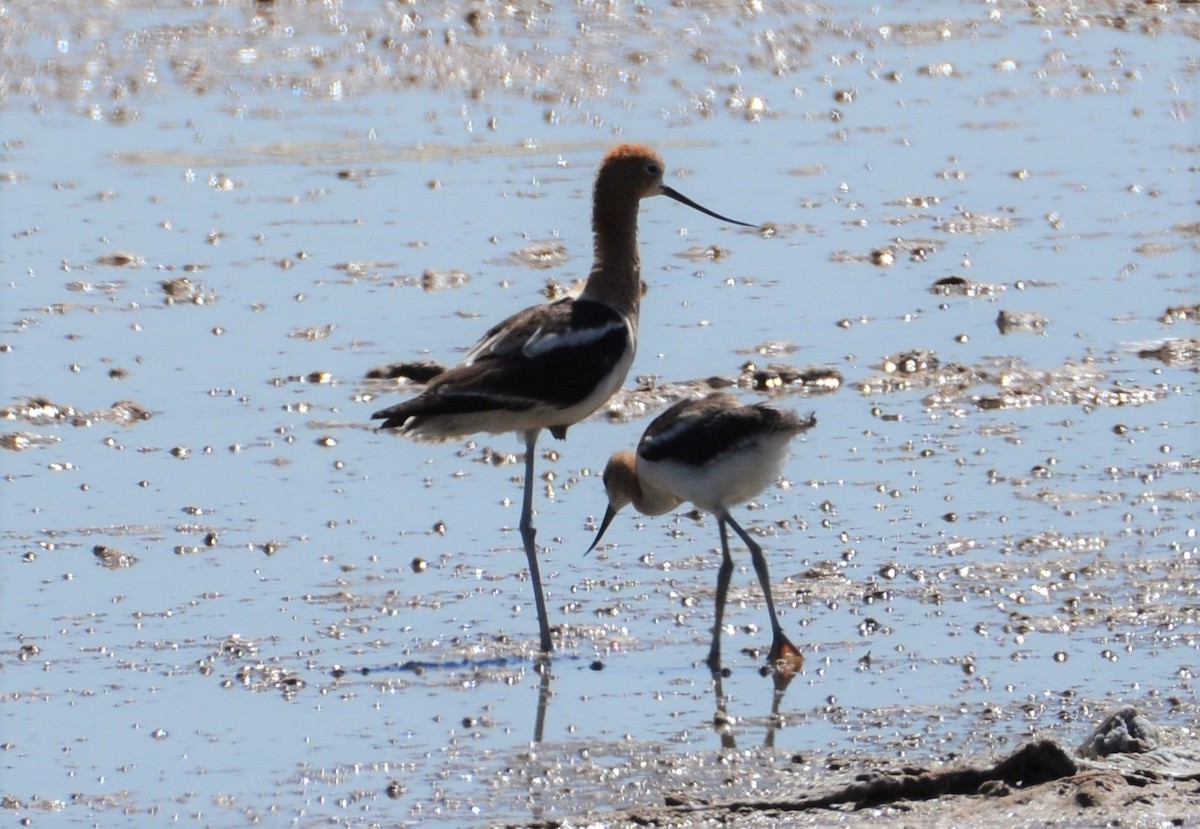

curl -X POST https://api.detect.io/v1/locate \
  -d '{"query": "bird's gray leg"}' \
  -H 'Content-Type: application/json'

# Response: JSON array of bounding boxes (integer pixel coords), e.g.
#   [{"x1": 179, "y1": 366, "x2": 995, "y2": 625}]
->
[
  {"x1": 726, "y1": 515, "x2": 784, "y2": 641},
  {"x1": 707, "y1": 518, "x2": 736, "y2": 671},
  {"x1": 520, "y1": 428, "x2": 553, "y2": 653}
]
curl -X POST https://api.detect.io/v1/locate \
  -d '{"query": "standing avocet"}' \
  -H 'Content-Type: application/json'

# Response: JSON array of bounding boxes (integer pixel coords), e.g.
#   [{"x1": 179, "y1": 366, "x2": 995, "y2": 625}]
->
[
  {"x1": 372, "y1": 146, "x2": 756, "y2": 654},
  {"x1": 587, "y1": 393, "x2": 814, "y2": 672}
]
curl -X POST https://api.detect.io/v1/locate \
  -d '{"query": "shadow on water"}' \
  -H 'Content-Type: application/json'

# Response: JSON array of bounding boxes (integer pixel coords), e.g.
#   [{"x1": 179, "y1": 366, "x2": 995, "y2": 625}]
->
[
  {"x1": 345, "y1": 649, "x2": 797, "y2": 748},
  {"x1": 333, "y1": 653, "x2": 559, "y2": 743}
]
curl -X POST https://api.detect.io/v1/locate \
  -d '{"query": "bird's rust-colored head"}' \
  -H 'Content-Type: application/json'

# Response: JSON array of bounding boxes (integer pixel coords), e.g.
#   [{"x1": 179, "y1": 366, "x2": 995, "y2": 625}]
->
[
  {"x1": 594, "y1": 144, "x2": 757, "y2": 227},
  {"x1": 584, "y1": 450, "x2": 639, "y2": 555}
]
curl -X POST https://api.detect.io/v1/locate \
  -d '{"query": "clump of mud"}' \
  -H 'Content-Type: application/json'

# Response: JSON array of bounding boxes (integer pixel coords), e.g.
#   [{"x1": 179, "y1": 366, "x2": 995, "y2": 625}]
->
[
  {"x1": 160, "y1": 277, "x2": 215, "y2": 306},
  {"x1": 855, "y1": 353, "x2": 1168, "y2": 411},
  {"x1": 1, "y1": 396, "x2": 152, "y2": 431},
  {"x1": 515, "y1": 708, "x2": 1200, "y2": 829}
]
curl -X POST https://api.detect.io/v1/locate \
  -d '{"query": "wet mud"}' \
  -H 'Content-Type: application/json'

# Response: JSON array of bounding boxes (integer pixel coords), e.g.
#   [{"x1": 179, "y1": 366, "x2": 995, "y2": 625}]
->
[
  {"x1": 2, "y1": 0, "x2": 1197, "y2": 827},
  {"x1": 520, "y1": 728, "x2": 1200, "y2": 829}
]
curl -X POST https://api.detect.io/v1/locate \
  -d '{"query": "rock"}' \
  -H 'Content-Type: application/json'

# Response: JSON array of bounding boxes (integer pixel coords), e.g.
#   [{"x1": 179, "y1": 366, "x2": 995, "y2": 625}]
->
[
  {"x1": 1078, "y1": 705, "x2": 1160, "y2": 759},
  {"x1": 996, "y1": 309, "x2": 1049, "y2": 334}
]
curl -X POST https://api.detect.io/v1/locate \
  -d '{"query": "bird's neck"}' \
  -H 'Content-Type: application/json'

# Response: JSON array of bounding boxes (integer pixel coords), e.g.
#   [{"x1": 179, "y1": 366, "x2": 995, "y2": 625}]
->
[
  {"x1": 630, "y1": 477, "x2": 682, "y2": 517},
  {"x1": 579, "y1": 199, "x2": 641, "y2": 322}
]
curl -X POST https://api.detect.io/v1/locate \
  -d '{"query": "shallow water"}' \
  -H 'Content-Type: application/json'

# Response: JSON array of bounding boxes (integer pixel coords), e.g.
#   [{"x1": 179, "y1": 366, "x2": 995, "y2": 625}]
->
[{"x1": 2, "y1": 1, "x2": 1197, "y2": 826}]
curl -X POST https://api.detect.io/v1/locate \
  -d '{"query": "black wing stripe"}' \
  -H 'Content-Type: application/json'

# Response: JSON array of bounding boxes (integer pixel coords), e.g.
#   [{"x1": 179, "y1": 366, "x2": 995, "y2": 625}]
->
[
  {"x1": 375, "y1": 298, "x2": 633, "y2": 425},
  {"x1": 640, "y1": 398, "x2": 788, "y2": 466}
]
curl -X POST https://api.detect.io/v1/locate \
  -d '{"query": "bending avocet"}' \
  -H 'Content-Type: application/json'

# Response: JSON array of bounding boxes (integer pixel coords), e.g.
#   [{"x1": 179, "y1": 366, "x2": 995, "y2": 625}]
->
[{"x1": 587, "y1": 393, "x2": 814, "y2": 671}]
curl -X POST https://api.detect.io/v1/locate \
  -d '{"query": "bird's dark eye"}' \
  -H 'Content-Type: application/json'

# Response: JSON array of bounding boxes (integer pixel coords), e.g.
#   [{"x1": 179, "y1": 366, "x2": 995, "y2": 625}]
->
[{"x1": 646, "y1": 162, "x2": 660, "y2": 176}]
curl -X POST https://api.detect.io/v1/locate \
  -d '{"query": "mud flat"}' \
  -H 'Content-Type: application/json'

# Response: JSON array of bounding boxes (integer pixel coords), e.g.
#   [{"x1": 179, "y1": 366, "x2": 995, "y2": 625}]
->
[{"x1": 2, "y1": 2, "x2": 1196, "y2": 826}]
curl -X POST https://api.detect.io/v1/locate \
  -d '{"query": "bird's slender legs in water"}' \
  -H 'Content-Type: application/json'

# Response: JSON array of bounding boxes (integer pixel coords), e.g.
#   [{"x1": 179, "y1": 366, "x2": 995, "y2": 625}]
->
[
  {"x1": 726, "y1": 516, "x2": 799, "y2": 664},
  {"x1": 519, "y1": 428, "x2": 553, "y2": 653},
  {"x1": 532, "y1": 655, "x2": 552, "y2": 743},
  {"x1": 706, "y1": 519, "x2": 737, "y2": 671},
  {"x1": 725, "y1": 517, "x2": 783, "y2": 643}
]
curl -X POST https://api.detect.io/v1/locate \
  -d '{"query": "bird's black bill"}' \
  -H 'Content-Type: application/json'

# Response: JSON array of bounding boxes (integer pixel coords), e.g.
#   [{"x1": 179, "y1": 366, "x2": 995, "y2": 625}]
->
[
  {"x1": 584, "y1": 505, "x2": 618, "y2": 556},
  {"x1": 661, "y1": 185, "x2": 758, "y2": 228}
]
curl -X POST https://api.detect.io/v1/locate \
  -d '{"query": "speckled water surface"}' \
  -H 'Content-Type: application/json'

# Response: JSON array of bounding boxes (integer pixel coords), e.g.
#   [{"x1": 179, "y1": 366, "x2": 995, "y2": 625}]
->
[{"x1": 2, "y1": 1, "x2": 1197, "y2": 826}]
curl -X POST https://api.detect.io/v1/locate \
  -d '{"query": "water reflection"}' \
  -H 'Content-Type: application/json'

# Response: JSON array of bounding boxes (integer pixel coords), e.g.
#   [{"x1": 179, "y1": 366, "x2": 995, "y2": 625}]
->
[
  {"x1": 331, "y1": 654, "x2": 557, "y2": 744},
  {"x1": 532, "y1": 656, "x2": 552, "y2": 744},
  {"x1": 711, "y1": 668, "x2": 794, "y2": 751}
]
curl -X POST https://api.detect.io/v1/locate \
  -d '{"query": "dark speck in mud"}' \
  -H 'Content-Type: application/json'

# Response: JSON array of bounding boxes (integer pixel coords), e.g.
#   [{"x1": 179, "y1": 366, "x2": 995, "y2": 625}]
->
[
  {"x1": 335, "y1": 168, "x2": 380, "y2": 181},
  {"x1": 931, "y1": 275, "x2": 1005, "y2": 298},
  {"x1": 464, "y1": 9, "x2": 485, "y2": 35},
  {"x1": 2, "y1": 396, "x2": 151, "y2": 428},
  {"x1": 218, "y1": 634, "x2": 257, "y2": 659},
  {"x1": 1159, "y1": 303, "x2": 1199, "y2": 324},
  {"x1": 160, "y1": 277, "x2": 215, "y2": 306},
  {"x1": 510, "y1": 241, "x2": 569, "y2": 270},
  {"x1": 235, "y1": 662, "x2": 305, "y2": 698},
  {"x1": 292, "y1": 326, "x2": 335, "y2": 343},
  {"x1": 110, "y1": 400, "x2": 152, "y2": 424},
  {"x1": 741, "y1": 363, "x2": 843, "y2": 394},
  {"x1": 420, "y1": 268, "x2": 470, "y2": 292},
  {"x1": 882, "y1": 350, "x2": 939, "y2": 375},
  {"x1": 93, "y1": 544, "x2": 137, "y2": 569},
  {"x1": 0, "y1": 432, "x2": 59, "y2": 451},
  {"x1": 96, "y1": 251, "x2": 144, "y2": 268},
  {"x1": 678, "y1": 244, "x2": 731, "y2": 263},
  {"x1": 997, "y1": 309, "x2": 1049, "y2": 335},
  {"x1": 541, "y1": 277, "x2": 584, "y2": 301},
  {"x1": 364, "y1": 360, "x2": 446, "y2": 384},
  {"x1": 3, "y1": 396, "x2": 70, "y2": 423},
  {"x1": 1137, "y1": 338, "x2": 1200, "y2": 367}
]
